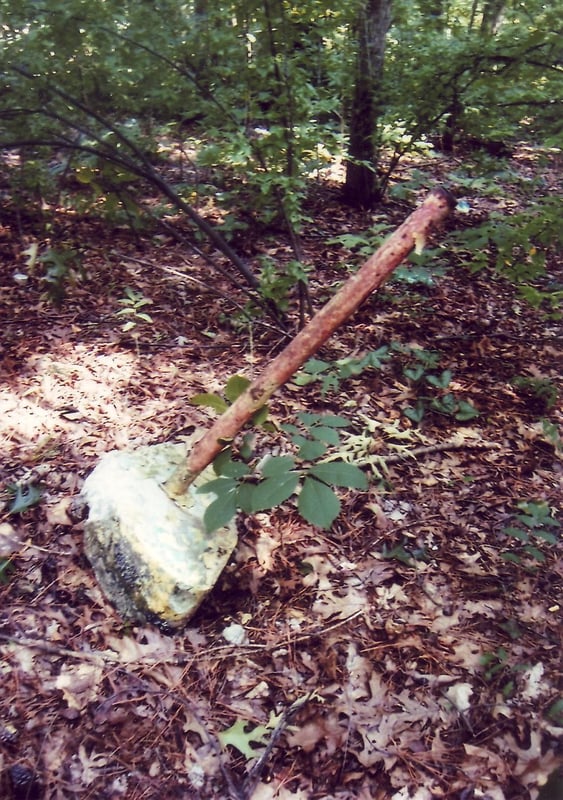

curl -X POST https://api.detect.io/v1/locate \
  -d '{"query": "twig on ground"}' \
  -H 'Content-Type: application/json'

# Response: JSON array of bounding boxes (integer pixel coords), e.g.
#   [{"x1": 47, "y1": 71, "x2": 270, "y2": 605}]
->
[
  {"x1": 238, "y1": 690, "x2": 320, "y2": 799},
  {"x1": 382, "y1": 439, "x2": 501, "y2": 464}
]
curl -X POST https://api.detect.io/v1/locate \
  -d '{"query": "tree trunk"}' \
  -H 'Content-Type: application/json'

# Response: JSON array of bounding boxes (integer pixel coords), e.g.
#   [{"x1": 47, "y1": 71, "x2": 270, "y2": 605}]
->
[
  {"x1": 343, "y1": 0, "x2": 392, "y2": 208},
  {"x1": 480, "y1": 0, "x2": 506, "y2": 36}
]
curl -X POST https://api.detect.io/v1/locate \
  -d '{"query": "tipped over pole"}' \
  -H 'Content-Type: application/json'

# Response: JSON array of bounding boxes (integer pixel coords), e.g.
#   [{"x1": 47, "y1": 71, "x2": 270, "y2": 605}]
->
[{"x1": 165, "y1": 187, "x2": 456, "y2": 497}]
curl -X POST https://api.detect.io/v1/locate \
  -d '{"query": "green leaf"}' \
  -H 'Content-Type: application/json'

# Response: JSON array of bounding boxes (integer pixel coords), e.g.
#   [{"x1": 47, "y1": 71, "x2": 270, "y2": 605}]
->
[
  {"x1": 523, "y1": 545, "x2": 545, "y2": 562},
  {"x1": 0, "y1": 559, "x2": 15, "y2": 586},
  {"x1": 308, "y1": 462, "x2": 368, "y2": 490},
  {"x1": 503, "y1": 526, "x2": 529, "y2": 542},
  {"x1": 8, "y1": 484, "x2": 42, "y2": 515},
  {"x1": 249, "y1": 473, "x2": 300, "y2": 512},
  {"x1": 455, "y1": 401, "x2": 480, "y2": 421},
  {"x1": 219, "y1": 460, "x2": 251, "y2": 479},
  {"x1": 296, "y1": 412, "x2": 324, "y2": 427},
  {"x1": 500, "y1": 552, "x2": 521, "y2": 564},
  {"x1": 203, "y1": 491, "x2": 238, "y2": 533},
  {"x1": 404, "y1": 365, "x2": 425, "y2": 382},
  {"x1": 293, "y1": 373, "x2": 317, "y2": 386},
  {"x1": 281, "y1": 423, "x2": 301, "y2": 437},
  {"x1": 426, "y1": 369, "x2": 452, "y2": 389},
  {"x1": 316, "y1": 415, "x2": 351, "y2": 428},
  {"x1": 239, "y1": 435, "x2": 255, "y2": 461},
  {"x1": 298, "y1": 478, "x2": 340, "y2": 529},
  {"x1": 225, "y1": 375, "x2": 251, "y2": 403},
  {"x1": 366, "y1": 346, "x2": 390, "y2": 368},
  {"x1": 381, "y1": 544, "x2": 414, "y2": 565},
  {"x1": 300, "y1": 358, "x2": 330, "y2": 375},
  {"x1": 533, "y1": 529, "x2": 558, "y2": 545},
  {"x1": 250, "y1": 405, "x2": 269, "y2": 427},
  {"x1": 404, "y1": 402, "x2": 425, "y2": 423},
  {"x1": 261, "y1": 456, "x2": 296, "y2": 477},
  {"x1": 433, "y1": 393, "x2": 457, "y2": 415},
  {"x1": 213, "y1": 448, "x2": 233, "y2": 474},
  {"x1": 218, "y1": 718, "x2": 268, "y2": 759},
  {"x1": 295, "y1": 438, "x2": 327, "y2": 460},
  {"x1": 309, "y1": 426, "x2": 341, "y2": 445},
  {"x1": 197, "y1": 477, "x2": 238, "y2": 495},
  {"x1": 190, "y1": 393, "x2": 229, "y2": 413},
  {"x1": 235, "y1": 482, "x2": 256, "y2": 514}
]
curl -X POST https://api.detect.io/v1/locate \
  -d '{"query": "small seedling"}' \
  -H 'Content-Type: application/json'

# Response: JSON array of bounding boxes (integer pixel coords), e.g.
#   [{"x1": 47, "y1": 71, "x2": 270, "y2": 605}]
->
[
  {"x1": 480, "y1": 646, "x2": 532, "y2": 698},
  {"x1": 540, "y1": 419, "x2": 563, "y2": 453},
  {"x1": 396, "y1": 346, "x2": 479, "y2": 423},
  {"x1": 115, "y1": 287, "x2": 154, "y2": 332},
  {"x1": 500, "y1": 500, "x2": 560, "y2": 567},
  {"x1": 294, "y1": 346, "x2": 390, "y2": 396},
  {"x1": 511, "y1": 375, "x2": 558, "y2": 412},
  {"x1": 38, "y1": 246, "x2": 83, "y2": 306},
  {"x1": 381, "y1": 542, "x2": 429, "y2": 566}
]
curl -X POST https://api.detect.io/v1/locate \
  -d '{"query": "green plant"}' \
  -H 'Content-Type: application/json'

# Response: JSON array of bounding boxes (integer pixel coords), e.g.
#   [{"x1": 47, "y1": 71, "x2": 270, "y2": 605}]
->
[
  {"x1": 500, "y1": 501, "x2": 560, "y2": 566},
  {"x1": 328, "y1": 221, "x2": 391, "y2": 259},
  {"x1": 7, "y1": 483, "x2": 42, "y2": 515},
  {"x1": 36, "y1": 246, "x2": 83, "y2": 306},
  {"x1": 518, "y1": 285, "x2": 563, "y2": 320},
  {"x1": 115, "y1": 287, "x2": 154, "y2": 332},
  {"x1": 392, "y1": 256, "x2": 445, "y2": 288},
  {"x1": 190, "y1": 374, "x2": 270, "y2": 431},
  {"x1": 256, "y1": 257, "x2": 311, "y2": 314},
  {"x1": 196, "y1": 410, "x2": 367, "y2": 533},
  {"x1": 511, "y1": 375, "x2": 559, "y2": 412},
  {"x1": 540, "y1": 419, "x2": 563, "y2": 454},
  {"x1": 396, "y1": 346, "x2": 479, "y2": 423},
  {"x1": 294, "y1": 346, "x2": 390, "y2": 396},
  {"x1": 448, "y1": 197, "x2": 562, "y2": 286},
  {"x1": 545, "y1": 698, "x2": 563, "y2": 727},
  {"x1": 381, "y1": 541, "x2": 430, "y2": 566},
  {"x1": 480, "y1": 646, "x2": 532, "y2": 698},
  {"x1": 0, "y1": 558, "x2": 15, "y2": 585}
]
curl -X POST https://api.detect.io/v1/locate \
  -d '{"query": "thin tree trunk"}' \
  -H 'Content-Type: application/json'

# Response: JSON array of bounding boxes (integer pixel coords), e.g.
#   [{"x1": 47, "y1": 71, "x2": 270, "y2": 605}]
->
[
  {"x1": 343, "y1": 0, "x2": 392, "y2": 208},
  {"x1": 480, "y1": 0, "x2": 506, "y2": 36}
]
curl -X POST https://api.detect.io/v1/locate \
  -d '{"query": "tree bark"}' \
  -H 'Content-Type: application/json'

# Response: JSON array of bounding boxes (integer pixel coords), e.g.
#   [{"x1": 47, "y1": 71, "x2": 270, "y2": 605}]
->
[
  {"x1": 480, "y1": 0, "x2": 506, "y2": 36},
  {"x1": 343, "y1": 0, "x2": 392, "y2": 208},
  {"x1": 165, "y1": 187, "x2": 456, "y2": 496}
]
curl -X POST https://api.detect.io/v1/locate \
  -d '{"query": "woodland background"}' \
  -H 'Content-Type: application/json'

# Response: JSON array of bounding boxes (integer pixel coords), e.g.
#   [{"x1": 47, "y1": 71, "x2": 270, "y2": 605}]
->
[{"x1": 0, "y1": 2, "x2": 562, "y2": 799}]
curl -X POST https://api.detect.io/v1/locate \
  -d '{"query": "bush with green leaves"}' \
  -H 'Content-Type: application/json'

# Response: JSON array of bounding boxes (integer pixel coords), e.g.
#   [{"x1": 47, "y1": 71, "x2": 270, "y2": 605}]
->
[
  {"x1": 198, "y1": 411, "x2": 367, "y2": 533},
  {"x1": 1, "y1": 0, "x2": 560, "y2": 323},
  {"x1": 190, "y1": 376, "x2": 368, "y2": 532},
  {"x1": 448, "y1": 196, "x2": 562, "y2": 290}
]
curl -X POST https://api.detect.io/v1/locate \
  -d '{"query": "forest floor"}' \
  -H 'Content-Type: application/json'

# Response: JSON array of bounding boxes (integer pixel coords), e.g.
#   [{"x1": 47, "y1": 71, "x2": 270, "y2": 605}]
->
[{"x1": 0, "y1": 145, "x2": 561, "y2": 800}]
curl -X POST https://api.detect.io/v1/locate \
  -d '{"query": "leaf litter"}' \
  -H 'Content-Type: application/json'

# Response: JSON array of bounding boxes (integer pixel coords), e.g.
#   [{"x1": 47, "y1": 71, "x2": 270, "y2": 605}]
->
[{"x1": 0, "y1": 148, "x2": 561, "y2": 799}]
